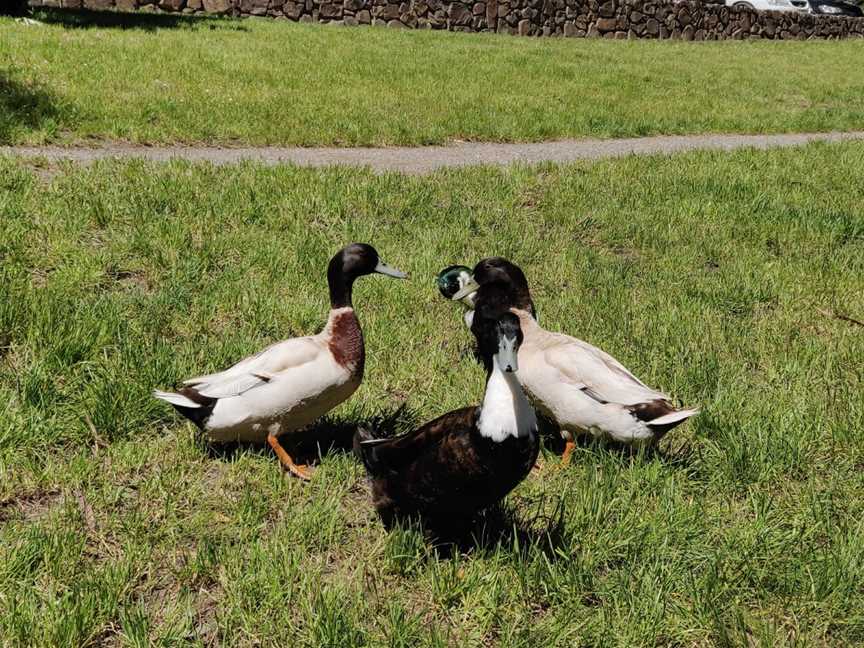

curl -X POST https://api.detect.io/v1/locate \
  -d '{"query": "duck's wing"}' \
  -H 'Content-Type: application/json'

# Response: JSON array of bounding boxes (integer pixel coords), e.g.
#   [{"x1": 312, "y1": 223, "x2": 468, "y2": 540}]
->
[
  {"x1": 356, "y1": 407, "x2": 478, "y2": 475},
  {"x1": 182, "y1": 336, "x2": 322, "y2": 399},
  {"x1": 543, "y1": 334, "x2": 669, "y2": 406}
]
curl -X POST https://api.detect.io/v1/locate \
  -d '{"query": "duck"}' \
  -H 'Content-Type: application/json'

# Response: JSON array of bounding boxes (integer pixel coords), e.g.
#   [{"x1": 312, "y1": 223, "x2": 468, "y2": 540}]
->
[
  {"x1": 437, "y1": 264, "x2": 539, "y2": 329},
  {"x1": 153, "y1": 243, "x2": 407, "y2": 480},
  {"x1": 354, "y1": 311, "x2": 539, "y2": 532},
  {"x1": 436, "y1": 265, "x2": 477, "y2": 328},
  {"x1": 451, "y1": 257, "x2": 698, "y2": 460}
]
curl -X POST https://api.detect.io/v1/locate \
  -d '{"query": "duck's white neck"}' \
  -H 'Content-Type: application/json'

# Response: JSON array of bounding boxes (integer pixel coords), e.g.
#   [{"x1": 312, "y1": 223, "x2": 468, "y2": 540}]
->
[{"x1": 477, "y1": 361, "x2": 537, "y2": 443}]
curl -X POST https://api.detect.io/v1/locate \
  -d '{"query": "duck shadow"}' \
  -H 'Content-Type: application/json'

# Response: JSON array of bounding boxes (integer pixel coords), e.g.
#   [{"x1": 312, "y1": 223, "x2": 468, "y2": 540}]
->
[
  {"x1": 466, "y1": 494, "x2": 568, "y2": 558},
  {"x1": 202, "y1": 403, "x2": 420, "y2": 466},
  {"x1": 650, "y1": 411, "x2": 724, "y2": 479},
  {"x1": 653, "y1": 440, "x2": 704, "y2": 477},
  {"x1": 384, "y1": 492, "x2": 569, "y2": 561},
  {"x1": 31, "y1": 7, "x2": 248, "y2": 31}
]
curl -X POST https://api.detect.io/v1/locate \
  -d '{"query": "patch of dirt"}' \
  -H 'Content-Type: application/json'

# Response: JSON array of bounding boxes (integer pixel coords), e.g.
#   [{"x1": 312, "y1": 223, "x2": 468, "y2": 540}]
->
[
  {"x1": 608, "y1": 245, "x2": 642, "y2": 261},
  {"x1": 84, "y1": 624, "x2": 122, "y2": 648},
  {"x1": 74, "y1": 489, "x2": 97, "y2": 534},
  {"x1": 104, "y1": 267, "x2": 152, "y2": 292},
  {"x1": 29, "y1": 266, "x2": 54, "y2": 288},
  {"x1": 192, "y1": 586, "x2": 221, "y2": 647},
  {"x1": 0, "y1": 489, "x2": 63, "y2": 523}
]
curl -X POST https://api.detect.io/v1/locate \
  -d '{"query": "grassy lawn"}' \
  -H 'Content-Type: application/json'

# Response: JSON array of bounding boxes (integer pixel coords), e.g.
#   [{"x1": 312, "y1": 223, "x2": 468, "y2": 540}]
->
[
  {"x1": 2, "y1": 10, "x2": 864, "y2": 146},
  {"x1": 1, "y1": 142, "x2": 863, "y2": 646}
]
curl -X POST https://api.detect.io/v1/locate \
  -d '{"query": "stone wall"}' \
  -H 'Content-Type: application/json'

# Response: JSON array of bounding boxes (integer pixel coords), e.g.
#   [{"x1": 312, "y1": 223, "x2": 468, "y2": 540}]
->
[{"x1": 31, "y1": 0, "x2": 864, "y2": 39}]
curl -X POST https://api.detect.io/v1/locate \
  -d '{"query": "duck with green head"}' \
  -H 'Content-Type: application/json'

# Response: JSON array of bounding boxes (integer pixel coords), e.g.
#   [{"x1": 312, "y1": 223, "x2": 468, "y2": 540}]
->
[{"x1": 436, "y1": 265, "x2": 477, "y2": 328}]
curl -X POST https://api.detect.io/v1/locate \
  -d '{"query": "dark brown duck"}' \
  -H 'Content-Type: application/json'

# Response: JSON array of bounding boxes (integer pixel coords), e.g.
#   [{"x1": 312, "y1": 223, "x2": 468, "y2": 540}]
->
[{"x1": 354, "y1": 312, "x2": 539, "y2": 531}]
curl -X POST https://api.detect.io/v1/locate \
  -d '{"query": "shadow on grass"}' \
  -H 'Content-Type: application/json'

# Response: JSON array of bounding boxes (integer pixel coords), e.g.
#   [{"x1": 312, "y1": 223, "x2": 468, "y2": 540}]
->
[
  {"x1": 464, "y1": 493, "x2": 568, "y2": 557},
  {"x1": 384, "y1": 493, "x2": 569, "y2": 561},
  {"x1": 0, "y1": 70, "x2": 60, "y2": 144},
  {"x1": 655, "y1": 439, "x2": 705, "y2": 477},
  {"x1": 31, "y1": 7, "x2": 248, "y2": 31},
  {"x1": 201, "y1": 403, "x2": 419, "y2": 465}
]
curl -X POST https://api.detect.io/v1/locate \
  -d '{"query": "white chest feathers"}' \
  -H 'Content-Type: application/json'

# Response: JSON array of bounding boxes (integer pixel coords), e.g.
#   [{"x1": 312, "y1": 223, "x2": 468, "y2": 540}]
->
[{"x1": 477, "y1": 365, "x2": 538, "y2": 443}]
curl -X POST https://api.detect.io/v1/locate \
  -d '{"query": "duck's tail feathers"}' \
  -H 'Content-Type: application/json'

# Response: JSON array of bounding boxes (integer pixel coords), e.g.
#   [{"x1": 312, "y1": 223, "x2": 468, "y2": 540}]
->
[
  {"x1": 646, "y1": 407, "x2": 699, "y2": 435},
  {"x1": 353, "y1": 426, "x2": 387, "y2": 475},
  {"x1": 153, "y1": 388, "x2": 216, "y2": 430},
  {"x1": 153, "y1": 390, "x2": 201, "y2": 408}
]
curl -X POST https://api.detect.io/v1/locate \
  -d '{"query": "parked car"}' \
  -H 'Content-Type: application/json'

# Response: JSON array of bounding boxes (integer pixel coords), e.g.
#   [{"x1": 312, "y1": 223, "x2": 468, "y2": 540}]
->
[
  {"x1": 808, "y1": 0, "x2": 864, "y2": 15},
  {"x1": 725, "y1": 0, "x2": 808, "y2": 12}
]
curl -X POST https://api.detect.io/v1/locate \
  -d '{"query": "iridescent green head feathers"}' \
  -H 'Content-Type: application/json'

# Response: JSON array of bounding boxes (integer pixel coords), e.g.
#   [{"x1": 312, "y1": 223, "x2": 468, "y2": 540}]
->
[{"x1": 436, "y1": 265, "x2": 475, "y2": 308}]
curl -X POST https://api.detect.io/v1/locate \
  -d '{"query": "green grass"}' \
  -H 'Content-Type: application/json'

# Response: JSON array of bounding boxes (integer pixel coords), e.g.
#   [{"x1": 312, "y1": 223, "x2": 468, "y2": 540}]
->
[
  {"x1": 2, "y1": 11, "x2": 864, "y2": 146},
  {"x1": 2, "y1": 142, "x2": 864, "y2": 646}
]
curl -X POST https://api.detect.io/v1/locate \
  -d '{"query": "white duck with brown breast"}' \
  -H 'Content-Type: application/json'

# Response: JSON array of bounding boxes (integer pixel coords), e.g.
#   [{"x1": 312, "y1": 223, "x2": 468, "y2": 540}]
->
[{"x1": 153, "y1": 243, "x2": 407, "y2": 479}]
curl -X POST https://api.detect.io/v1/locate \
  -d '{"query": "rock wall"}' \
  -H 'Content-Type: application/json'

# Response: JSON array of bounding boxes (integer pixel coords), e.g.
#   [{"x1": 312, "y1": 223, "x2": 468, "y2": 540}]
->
[{"x1": 31, "y1": 0, "x2": 864, "y2": 39}]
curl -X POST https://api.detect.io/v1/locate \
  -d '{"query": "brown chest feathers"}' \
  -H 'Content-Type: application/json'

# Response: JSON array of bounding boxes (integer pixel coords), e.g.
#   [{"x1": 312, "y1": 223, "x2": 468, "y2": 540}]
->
[{"x1": 328, "y1": 310, "x2": 365, "y2": 377}]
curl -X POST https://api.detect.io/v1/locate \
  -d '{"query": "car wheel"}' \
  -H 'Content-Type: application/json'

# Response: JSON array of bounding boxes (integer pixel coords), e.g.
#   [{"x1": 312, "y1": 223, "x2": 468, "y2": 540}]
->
[{"x1": 733, "y1": 1, "x2": 755, "y2": 8}]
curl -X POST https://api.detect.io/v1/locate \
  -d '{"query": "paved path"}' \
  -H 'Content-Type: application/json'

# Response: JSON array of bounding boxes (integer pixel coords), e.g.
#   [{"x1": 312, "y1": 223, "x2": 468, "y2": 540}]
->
[{"x1": 4, "y1": 131, "x2": 863, "y2": 173}]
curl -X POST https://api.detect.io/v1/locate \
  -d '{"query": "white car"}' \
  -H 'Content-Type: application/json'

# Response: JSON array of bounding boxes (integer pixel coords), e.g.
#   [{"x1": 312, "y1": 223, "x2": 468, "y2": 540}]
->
[{"x1": 725, "y1": 0, "x2": 809, "y2": 12}]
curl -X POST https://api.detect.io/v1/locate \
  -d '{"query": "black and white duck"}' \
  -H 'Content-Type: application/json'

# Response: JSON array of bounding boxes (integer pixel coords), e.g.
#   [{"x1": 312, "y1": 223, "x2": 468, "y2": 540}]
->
[
  {"x1": 354, "y1": 311, "x2": 539, "y2": 531},
  {"x1": 451, "y1": 257, "x2": 698, "y2": 460},
  {"x1": 154, "y1": 243, "x2": 407, "y2": 480}
]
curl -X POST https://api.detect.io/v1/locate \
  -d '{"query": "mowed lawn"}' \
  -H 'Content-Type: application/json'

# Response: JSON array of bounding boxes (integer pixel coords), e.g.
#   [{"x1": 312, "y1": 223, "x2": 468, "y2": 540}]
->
[
  {"x1": 2, "y1": 142, "x2": 864, "y2": 646},
  {"x1": 2, "y1": 10, "x2": 864, "y2": 146}
]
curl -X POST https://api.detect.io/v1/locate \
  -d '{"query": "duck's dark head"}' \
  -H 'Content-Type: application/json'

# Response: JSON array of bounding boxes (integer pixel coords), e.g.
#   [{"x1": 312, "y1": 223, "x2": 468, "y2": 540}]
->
[
  {"x1": 475, "y1": 311, "x2": 524, "y2": 374},
  {"x1": 435, "y1": 265, "x2": 475, "y2": 307},
  {"x1": 328, "y1": 243, "x2": 407, "y2": 309},
  {"x1": 452, "y1": 257, "x2": 535, "y2": 316}
]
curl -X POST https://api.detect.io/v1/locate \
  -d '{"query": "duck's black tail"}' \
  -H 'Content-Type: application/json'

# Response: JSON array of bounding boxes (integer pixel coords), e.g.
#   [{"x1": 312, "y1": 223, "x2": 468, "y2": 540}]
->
[
  {"x1": 354, "y1": 426, "x2": 390, "y2": 476},
  {"x1": 645, "y1": 407, "x2": 699, "y2": 436},
  {"x1": 629, "y1": 399, "x2": 699, "y2": 438},
  {"x1": 153, "y1": 388, "x2": 216, "y2": 431}
]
